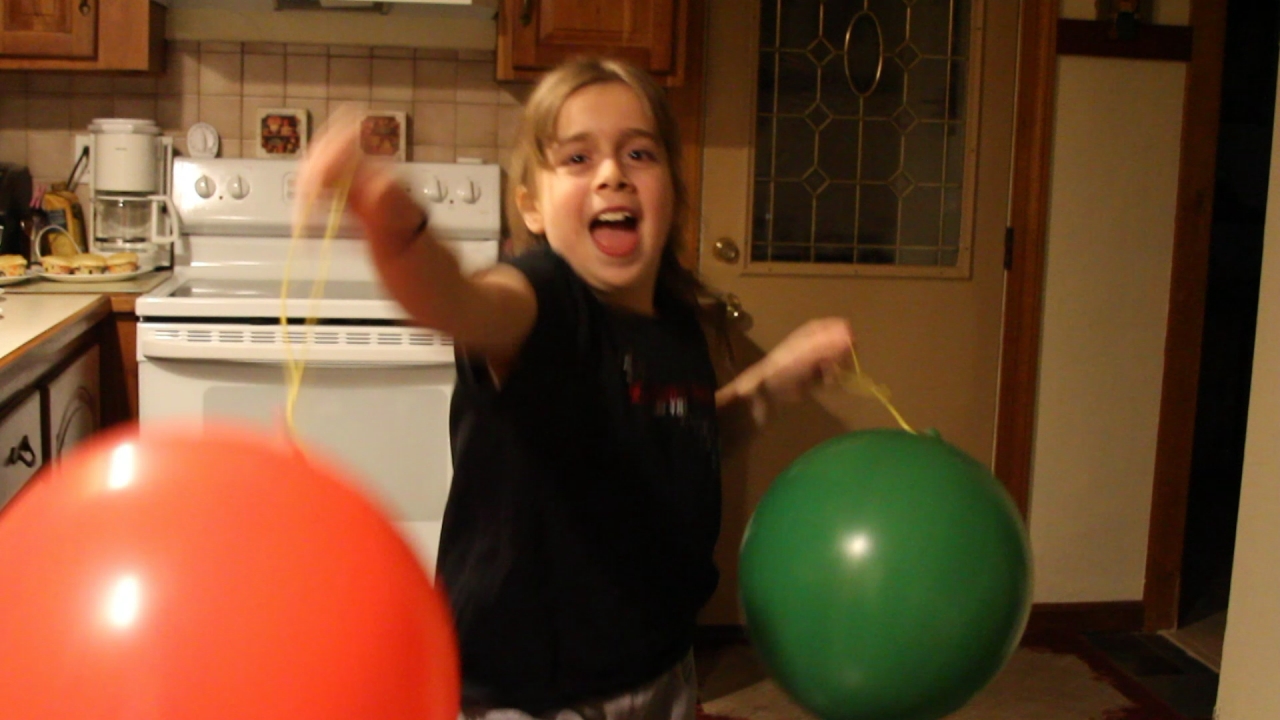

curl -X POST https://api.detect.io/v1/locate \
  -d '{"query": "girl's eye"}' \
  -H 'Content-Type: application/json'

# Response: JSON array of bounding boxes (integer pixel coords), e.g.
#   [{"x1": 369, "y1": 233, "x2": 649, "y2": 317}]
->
[
  {"x1": 628, "y1": 148, "x2": 658, "y2": 161},
  {"x1": 567, "y1": 153, "x2": 588, "y2": 165}
]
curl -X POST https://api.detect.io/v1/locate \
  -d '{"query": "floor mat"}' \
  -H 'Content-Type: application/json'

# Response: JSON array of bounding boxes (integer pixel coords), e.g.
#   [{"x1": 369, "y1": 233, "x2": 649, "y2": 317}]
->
[{"x1": 696, "y1": 633, "x2": 1191, "y2": 720}]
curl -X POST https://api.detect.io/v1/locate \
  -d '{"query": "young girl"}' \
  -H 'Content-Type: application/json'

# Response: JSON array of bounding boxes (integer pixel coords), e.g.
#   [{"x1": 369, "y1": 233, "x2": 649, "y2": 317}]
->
[{"x1": 295, "y1": 57, "x2": 855, "y2": 720}]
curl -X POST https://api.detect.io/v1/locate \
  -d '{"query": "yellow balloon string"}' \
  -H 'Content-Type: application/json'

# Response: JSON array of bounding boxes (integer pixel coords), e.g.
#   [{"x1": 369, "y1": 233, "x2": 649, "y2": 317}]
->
[
  {"x1": 281, "y1": 166, "x2": 354, "y2": 437},
  {"x1": 840, "y1": 341, "x2": 916, "y2": 434}
]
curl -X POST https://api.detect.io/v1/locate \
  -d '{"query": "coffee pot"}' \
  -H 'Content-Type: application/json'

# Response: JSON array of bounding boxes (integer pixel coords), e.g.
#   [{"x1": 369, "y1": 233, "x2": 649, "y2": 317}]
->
[{"x1": 75, "y1": 118, "x2": 178, "y2": 268}]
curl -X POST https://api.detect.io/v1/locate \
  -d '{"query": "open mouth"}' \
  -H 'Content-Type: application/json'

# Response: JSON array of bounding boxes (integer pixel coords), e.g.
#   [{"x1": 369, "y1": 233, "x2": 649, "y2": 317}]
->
[{"x1": 590, "y1": 209, "x2": 641, "y2": 258}]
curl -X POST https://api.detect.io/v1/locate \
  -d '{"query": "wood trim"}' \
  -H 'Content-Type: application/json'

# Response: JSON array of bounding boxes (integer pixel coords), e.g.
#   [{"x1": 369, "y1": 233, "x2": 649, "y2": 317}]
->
[
  {"x1": 99, "y1": 312, "x2": 139, "y2": 427},
  {"x1": 668, "y1": 0, "x2": 705, "y2": 269},
  {"x1": 1025, "y1": 601, "x2": 1146, "y2": 636},
  {"x1": 993, "y1": 0, "x2": 1057, "y2": 517},
  {"x1": 1057, "y1": 19, "x2": 1193, "y2": 62},
  {"x1": 1142, "y1": 0, "x2": 1228, "y2": 633}
]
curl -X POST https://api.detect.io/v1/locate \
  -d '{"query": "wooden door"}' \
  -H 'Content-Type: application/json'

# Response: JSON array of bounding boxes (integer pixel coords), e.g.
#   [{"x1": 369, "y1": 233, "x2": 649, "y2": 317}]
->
[
  {"x1": 697, "y1": 0, "x2": 1021, "y2": 624},
  {"x1": 500, "y1": 0, "x2": 683, "y2": 82},
  {"x1": 0, "y1": 0, "x2": 96, "y2": 59}
]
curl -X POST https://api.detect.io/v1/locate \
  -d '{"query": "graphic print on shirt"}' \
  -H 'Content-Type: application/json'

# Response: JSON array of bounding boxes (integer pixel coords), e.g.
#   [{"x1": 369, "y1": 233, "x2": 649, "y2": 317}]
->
[{"x1": 621, "y1": 350, "x2": 717, "y2": 454}]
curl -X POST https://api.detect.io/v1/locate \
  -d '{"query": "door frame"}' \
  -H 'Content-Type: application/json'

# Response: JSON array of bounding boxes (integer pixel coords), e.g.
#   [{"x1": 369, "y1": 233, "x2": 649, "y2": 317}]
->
[
  {"x1": 1141, "y1": 0, "x2": 1228, "y2": 632},
  {"x1": 992, "y1": 0, "x2": 1228, "y2": 631}
]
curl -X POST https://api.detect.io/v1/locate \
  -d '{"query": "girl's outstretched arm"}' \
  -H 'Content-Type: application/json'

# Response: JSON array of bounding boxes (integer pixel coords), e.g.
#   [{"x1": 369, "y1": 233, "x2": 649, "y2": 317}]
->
[{"x1": 294, "y1": 107, "x2": 536, "y2": 366}]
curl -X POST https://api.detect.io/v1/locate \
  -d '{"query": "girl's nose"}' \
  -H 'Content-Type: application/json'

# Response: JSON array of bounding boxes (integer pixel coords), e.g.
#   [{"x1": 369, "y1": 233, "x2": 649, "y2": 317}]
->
[{"x1": 596, "y1": 159, "x2": 631, "y2": 190}]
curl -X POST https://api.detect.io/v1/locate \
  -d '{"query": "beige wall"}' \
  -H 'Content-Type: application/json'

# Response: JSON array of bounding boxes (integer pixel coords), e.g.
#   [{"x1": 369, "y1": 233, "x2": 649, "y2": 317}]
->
[
  {"x1": 1215, "y1": 70, "x2": 1280, "y2": 720},
  {"x1": 1028, "y1": 56, "x2": 1186, "y2": 602},
  {"x1": 0, "y1": 41, "x2": 523, "y2": 189}
]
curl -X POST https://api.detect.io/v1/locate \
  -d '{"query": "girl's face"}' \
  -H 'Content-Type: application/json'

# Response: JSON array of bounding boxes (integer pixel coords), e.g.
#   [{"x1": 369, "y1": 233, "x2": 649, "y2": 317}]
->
[{"x1": 517, "y1": 81, "x2": 675, "y2": 315}]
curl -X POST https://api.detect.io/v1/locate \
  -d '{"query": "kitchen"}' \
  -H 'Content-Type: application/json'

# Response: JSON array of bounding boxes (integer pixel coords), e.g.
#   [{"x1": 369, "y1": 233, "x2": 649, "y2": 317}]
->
[
  {"x1": 3, "y1": 0, "x2": 1271, "y2": 717},
  {"x1": 0, "y1": 0, "x2": 527, "y2": 567}
]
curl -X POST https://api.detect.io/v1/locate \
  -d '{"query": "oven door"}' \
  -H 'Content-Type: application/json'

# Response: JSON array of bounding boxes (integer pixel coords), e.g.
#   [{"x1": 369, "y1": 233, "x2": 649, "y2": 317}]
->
[{"x1": 137, "y1": 323, "x2": 456, "y2": 575}]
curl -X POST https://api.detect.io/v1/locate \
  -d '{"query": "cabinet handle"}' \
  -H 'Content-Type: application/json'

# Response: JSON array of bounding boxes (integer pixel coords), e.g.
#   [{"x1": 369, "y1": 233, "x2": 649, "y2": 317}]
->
[
  {"x1": 4, "y1": 436, "x2": 37, "y2": 469},
  {"x1": 520, "y1": 0, "x2": 534, "y2": 27},
  {"x1": 79, "y1": 0, "x2": 92, "y2": 16}
]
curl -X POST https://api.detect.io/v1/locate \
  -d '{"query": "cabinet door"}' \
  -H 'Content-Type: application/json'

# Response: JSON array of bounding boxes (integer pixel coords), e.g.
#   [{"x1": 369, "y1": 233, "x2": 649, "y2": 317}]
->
[
  {"x1": 46, "y1": 344, "x2": 100, "y2": 463},
  {"x1": 502, "y1": 0, "x2": 682, "y2": 81},
  {"x1": 0, "y1": 0, "x2": 97, "y2": 59},
  {"x1": 0, "y1": 391, "x2": 43, "y2": 508}
]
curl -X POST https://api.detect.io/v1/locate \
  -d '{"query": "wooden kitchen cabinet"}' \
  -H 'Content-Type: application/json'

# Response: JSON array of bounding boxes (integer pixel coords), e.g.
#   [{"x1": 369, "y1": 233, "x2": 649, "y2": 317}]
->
[
  {"x1": 0, "y1": 0, "x2": 96, "y2": 59},
  {"x1": 0, "y1": 0, "x2": 166, "y2": 72},
  {"x1": 497, "y1": 0, "x2": 689, "y2": 86}
]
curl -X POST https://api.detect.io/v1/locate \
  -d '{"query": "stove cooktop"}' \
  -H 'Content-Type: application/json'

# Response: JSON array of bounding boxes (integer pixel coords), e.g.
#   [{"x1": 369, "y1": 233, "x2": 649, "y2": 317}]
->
[
  {"x1": 137, "y1": 274, "x2": 410, "y2": 322},
  {"x1": 167, "y1": 278, "x2": 393, "y2": 302}
]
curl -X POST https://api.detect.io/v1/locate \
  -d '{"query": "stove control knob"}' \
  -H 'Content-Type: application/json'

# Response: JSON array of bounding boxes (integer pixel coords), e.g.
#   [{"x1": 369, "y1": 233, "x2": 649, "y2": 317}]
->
[
  {"x1": 423, "y1": 178, "x2": 446, "y2": 203},
  {"x1": 456, "y1": 180, "x2": 479, "y2": 204},
  {"x1": 227, "y1": 175, "x2": 249, "y2": 200},
  {"x1": 194, "y1": 175, "x2": 215, "y2": 199}
]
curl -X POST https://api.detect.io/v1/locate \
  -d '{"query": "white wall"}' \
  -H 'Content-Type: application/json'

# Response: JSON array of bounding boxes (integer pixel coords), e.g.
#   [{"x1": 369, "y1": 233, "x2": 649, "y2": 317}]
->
[
  {"x1": 1028, "y1": 56, "x2": 1186, "y2": 602},
  {"x1": 1215, "y1": 69, "x2": 1280, "y2": 720}
]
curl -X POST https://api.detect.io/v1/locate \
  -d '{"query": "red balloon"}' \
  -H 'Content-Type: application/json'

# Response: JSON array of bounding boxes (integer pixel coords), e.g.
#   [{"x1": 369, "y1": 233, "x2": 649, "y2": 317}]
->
[{"x1": 0, "y1": 421, "x2": 460, "y2": 720}]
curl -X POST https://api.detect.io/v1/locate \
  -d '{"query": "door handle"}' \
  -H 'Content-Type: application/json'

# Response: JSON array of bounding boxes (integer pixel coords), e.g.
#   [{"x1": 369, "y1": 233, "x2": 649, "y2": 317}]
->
[
  {"x1": 721, "y1": 293, "x2": 751, "y2": 330},
  {"x1": 713, "y1": 237, "x2": 741, "y2": 264},
  {"x1": 520, "y1": 0, "x2": 534, "y2": 26},
  {"x1": 4, "y1": 435, "x2": 37, "y2": 469},
  {"x1": 723, "y1": 293, "x2": 745, "y2": 321},
  {"x1": 79, "y1": 0, "x2": 92, "y2": 16}
]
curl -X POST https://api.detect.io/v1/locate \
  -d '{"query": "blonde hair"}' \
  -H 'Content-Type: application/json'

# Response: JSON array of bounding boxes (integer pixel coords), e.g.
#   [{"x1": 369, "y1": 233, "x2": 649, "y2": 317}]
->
[{"x1": 505, "y1": 56, "x2": 709, "y2": 310}]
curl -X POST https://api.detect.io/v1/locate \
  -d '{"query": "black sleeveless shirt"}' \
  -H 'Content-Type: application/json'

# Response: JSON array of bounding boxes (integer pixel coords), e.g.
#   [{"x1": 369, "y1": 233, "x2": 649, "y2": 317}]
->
[{"x1": 439, "y1": 246, "x2": 722, "y2": 714}]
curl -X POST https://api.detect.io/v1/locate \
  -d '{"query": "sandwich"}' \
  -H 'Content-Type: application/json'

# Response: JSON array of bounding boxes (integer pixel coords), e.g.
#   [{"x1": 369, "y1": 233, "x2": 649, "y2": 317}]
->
[
  {"x1": 39, "y1": 255, "x2": 72, "y2": 275},
  {"x1": 0, "y1": 254, "x2": 27, "y2": 277},
  {"x1": 70, "y1": 253, "x2": 107, "y2": 276},
  {"x1": 106, "y1": 252, "x2": 140, "y2": 274}
]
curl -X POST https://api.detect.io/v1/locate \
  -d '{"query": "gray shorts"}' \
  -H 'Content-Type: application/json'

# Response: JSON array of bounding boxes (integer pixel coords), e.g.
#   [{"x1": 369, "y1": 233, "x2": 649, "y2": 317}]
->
[{"x1": 460, "y1": 653, "x2": 697, "y2": 720}]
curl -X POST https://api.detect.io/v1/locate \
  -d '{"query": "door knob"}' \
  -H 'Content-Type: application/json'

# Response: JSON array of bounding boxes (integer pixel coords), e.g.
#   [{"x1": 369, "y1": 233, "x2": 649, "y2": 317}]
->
[
  {"x1": 723, "y1": 293, "x2": 750, "y2": 328},
  {"x1": 713, "y1": 238, "x2": 741, "y2": 264}
]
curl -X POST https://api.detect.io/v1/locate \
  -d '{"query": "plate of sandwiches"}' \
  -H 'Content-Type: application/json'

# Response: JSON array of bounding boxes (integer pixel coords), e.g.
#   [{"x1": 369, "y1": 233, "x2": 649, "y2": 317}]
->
[
  {"x1": 36, "y1": 252, "x2": 152, "y2": 282},
  {"x1": 0, "y1": 254, "x2": 34, "y2": 285}
]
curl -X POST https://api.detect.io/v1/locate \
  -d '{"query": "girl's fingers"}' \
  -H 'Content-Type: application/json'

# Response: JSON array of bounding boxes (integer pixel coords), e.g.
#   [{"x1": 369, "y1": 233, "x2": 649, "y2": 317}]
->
[{"x1": 293, "y1": 107, "x2": 365, "y2": 230}]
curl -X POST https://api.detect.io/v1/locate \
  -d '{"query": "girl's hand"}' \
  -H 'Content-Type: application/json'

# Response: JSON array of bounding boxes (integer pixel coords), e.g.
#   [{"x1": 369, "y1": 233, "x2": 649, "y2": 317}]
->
[
  {"x1": 292, "y1": 105, "x2": 425, "y2": 258},
  {"x1": 716, "y1": 317, "x2": 856, "y2": 420}
]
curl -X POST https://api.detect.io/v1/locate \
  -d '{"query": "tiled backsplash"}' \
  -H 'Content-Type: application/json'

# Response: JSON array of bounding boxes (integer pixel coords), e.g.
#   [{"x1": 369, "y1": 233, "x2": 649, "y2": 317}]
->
[{"x1": 0, "y1": 41, "x2": 528, "y2": 186}]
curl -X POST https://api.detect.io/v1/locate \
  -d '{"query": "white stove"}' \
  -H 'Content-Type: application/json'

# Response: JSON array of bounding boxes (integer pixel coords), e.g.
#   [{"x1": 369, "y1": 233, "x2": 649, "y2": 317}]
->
[{"x1": 136, "y1": 157, "x2": 503, "y2": 573}]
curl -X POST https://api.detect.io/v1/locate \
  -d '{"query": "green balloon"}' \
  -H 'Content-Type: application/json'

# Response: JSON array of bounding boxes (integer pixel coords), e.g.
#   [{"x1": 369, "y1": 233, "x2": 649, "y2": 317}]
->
[{"x1": 739, "y1": 429, "x2": 1032, "y2": 720}]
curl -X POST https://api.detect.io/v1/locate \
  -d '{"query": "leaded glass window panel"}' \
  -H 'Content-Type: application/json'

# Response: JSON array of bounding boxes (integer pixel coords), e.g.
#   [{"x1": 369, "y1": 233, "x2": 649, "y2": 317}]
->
[{"x1": 752, "y1": 0, "x2": 975, "y2": 273}]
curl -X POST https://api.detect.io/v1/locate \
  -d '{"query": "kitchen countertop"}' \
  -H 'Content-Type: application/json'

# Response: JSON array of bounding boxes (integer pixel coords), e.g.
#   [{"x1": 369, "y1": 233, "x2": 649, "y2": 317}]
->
[
  {"x1": 2, "y1": 270, "x2": 172, "y2": 314},
  {"x1": 0, "y1": 293, "x2": 112, "y2": 405}
]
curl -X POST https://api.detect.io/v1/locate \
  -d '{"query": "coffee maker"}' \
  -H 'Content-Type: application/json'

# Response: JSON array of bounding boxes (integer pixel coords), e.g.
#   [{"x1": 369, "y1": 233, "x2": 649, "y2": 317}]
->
[
  {"x1": 0, "y1": 163, "x2": 33, "y2": 259},
  {"x1": 74, "y1": 118, "x2": 178, "y2": 269}
]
